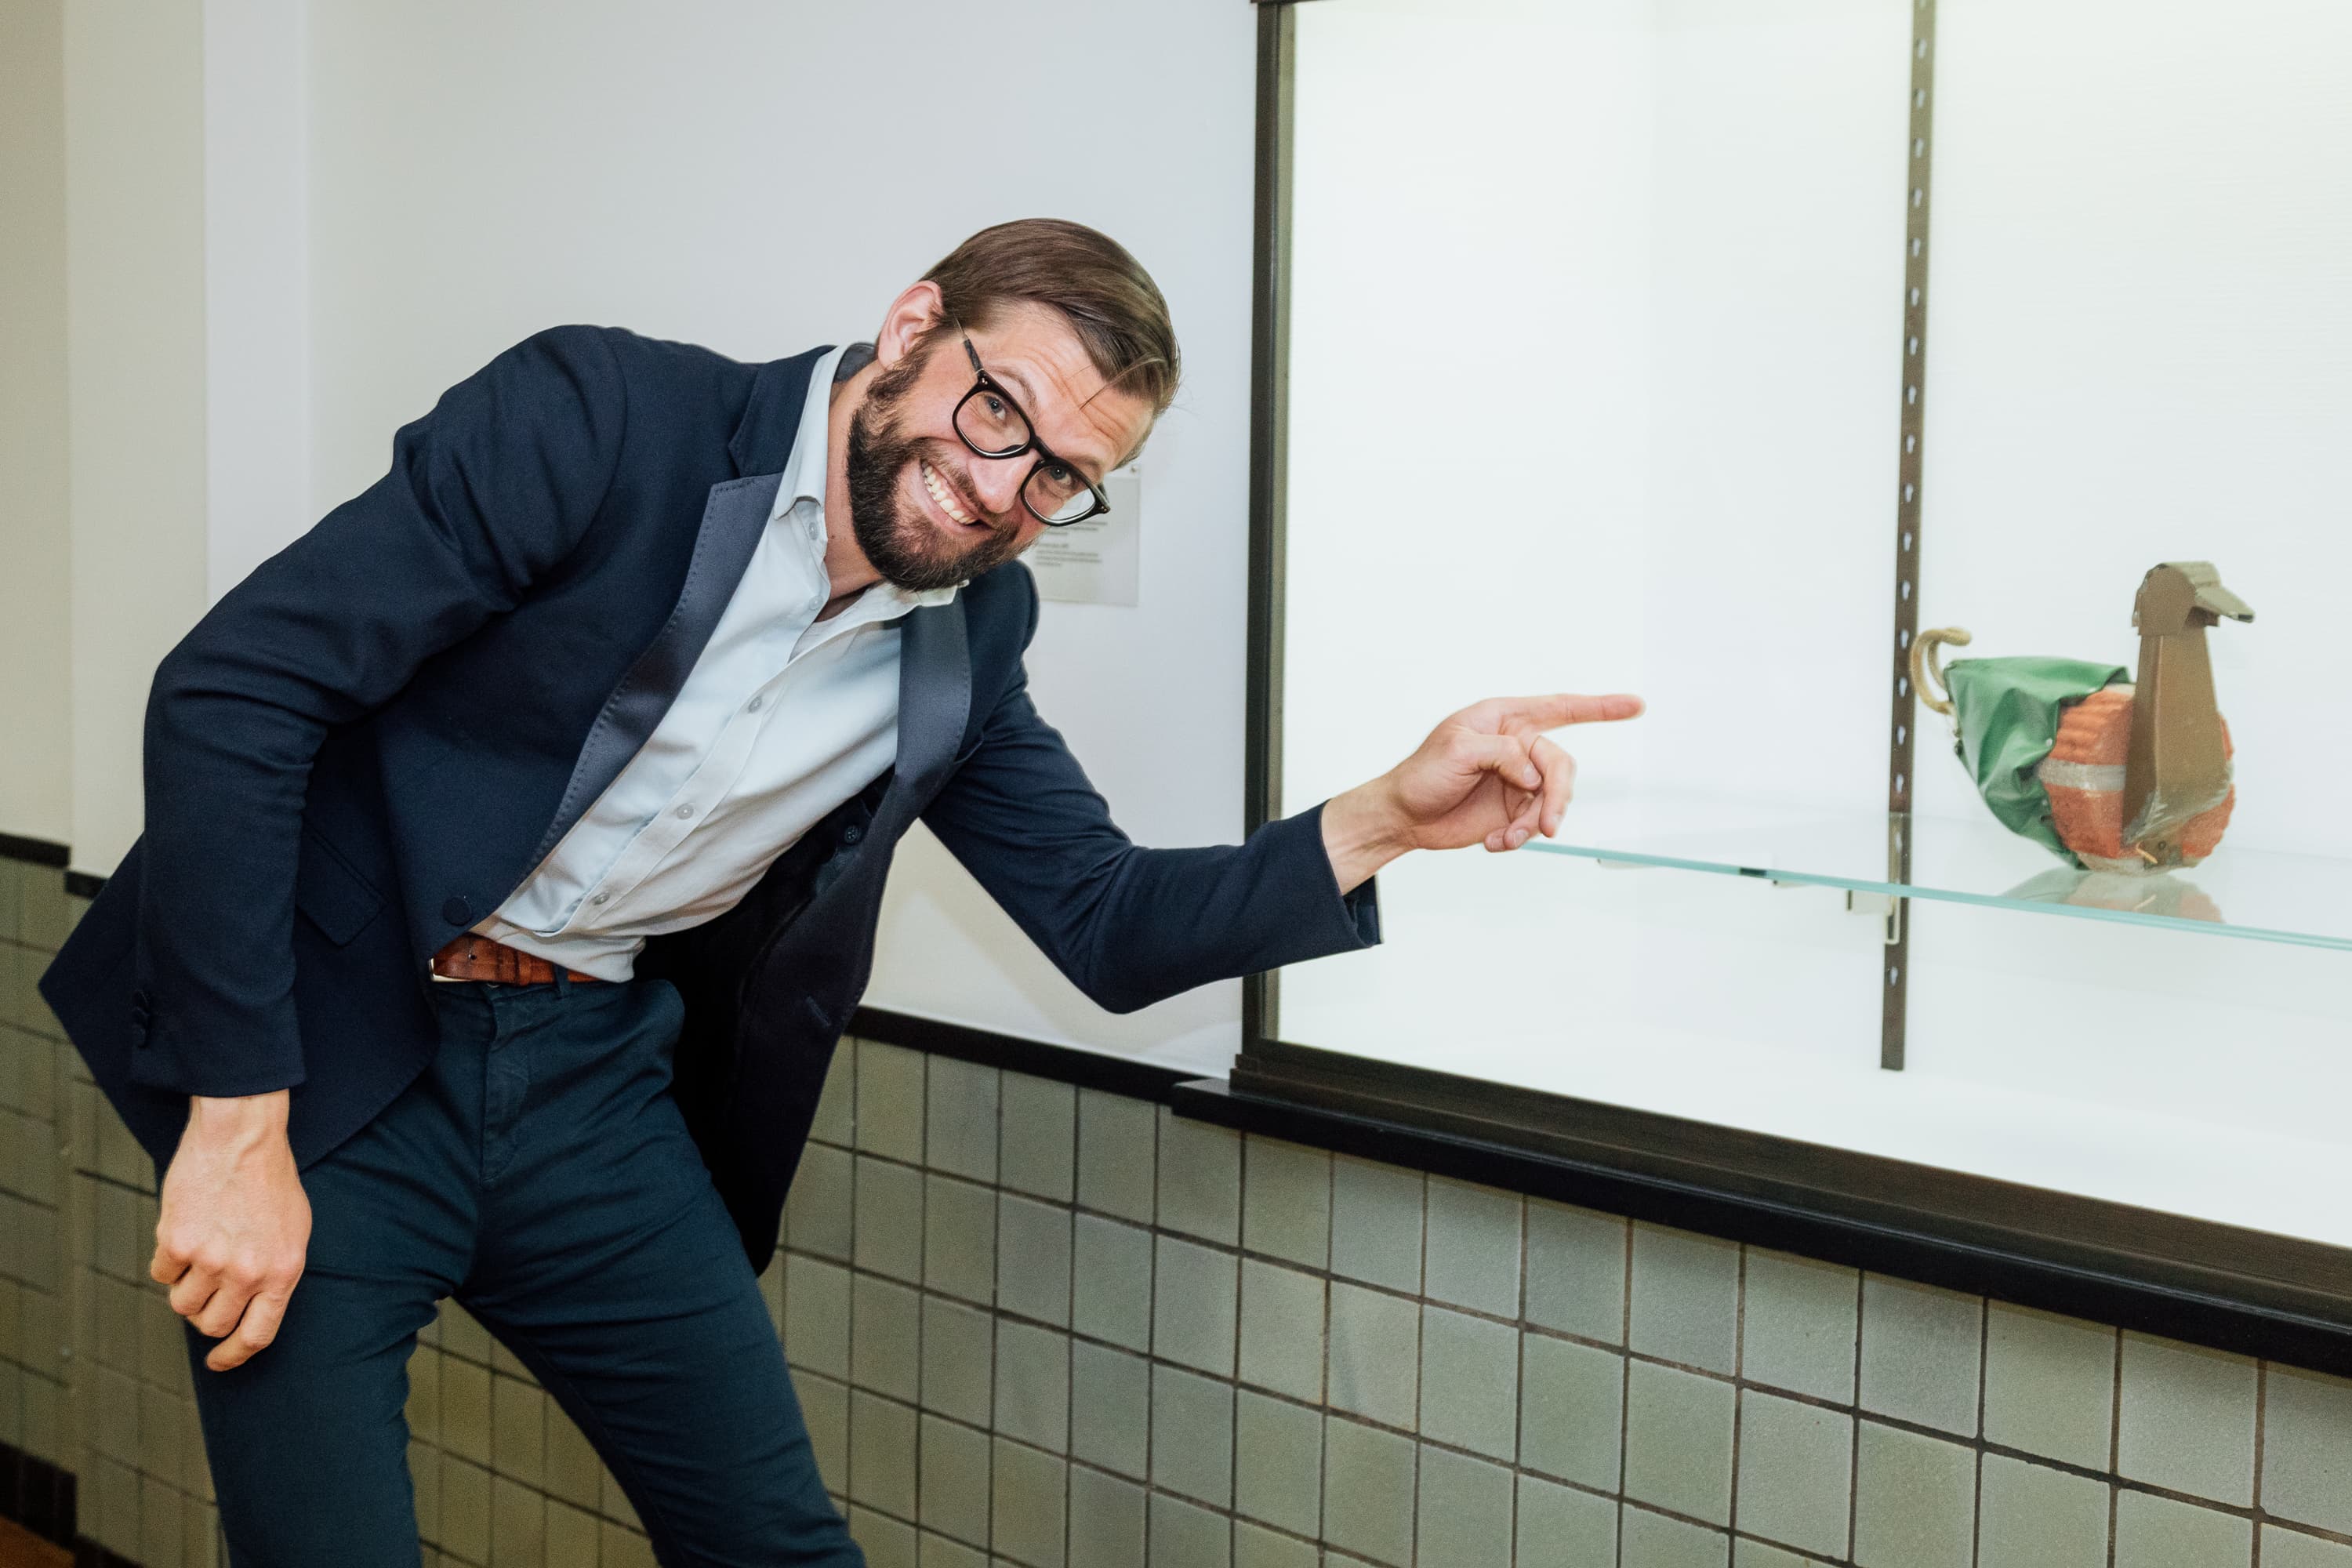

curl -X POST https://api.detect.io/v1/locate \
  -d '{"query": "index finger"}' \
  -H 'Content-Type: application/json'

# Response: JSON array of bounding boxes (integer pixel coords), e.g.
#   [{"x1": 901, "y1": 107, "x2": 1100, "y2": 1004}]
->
[{"x1": 1494, "y1": 692, "x2": 1646, "y2": 731}]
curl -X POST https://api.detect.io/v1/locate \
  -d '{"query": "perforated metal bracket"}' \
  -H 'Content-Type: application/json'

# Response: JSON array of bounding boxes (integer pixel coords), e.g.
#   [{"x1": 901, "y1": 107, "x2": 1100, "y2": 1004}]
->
[{"x1": 1883, "y1": 0, "x2": 1937, "y2": 1073}]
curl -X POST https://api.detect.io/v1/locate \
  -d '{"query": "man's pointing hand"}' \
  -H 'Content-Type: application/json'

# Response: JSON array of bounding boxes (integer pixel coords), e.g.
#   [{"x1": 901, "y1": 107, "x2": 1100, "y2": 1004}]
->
[{"x1": 1319, "y1": 692, "x2": 1646, "y2": 895}]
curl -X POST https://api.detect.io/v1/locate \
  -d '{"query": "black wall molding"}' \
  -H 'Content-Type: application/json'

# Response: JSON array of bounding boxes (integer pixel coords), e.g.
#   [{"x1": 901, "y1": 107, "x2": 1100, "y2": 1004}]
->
[
  {"x1": 62, "y1": 870, "x2": 105, "y2": 900},
  {"x1": 848, "y1": 1006, "x2": 1190, "y2": 1104},
  {"x1": 0, "y1": 832, "x2": 69, "y2": 869}
]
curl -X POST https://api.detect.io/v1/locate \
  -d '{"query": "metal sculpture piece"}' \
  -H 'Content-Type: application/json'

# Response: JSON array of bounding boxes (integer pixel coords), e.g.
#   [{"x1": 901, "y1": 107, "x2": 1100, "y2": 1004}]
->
[{"x1": 1912, "y1": 562, "x2": 2253, "y2": 874}]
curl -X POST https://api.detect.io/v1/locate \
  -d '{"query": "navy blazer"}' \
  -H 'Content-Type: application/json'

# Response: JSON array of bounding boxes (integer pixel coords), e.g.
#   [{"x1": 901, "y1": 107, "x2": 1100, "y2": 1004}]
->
[{"x1": 40, "y1": 325, "x2": 1379, "y2": 1272}]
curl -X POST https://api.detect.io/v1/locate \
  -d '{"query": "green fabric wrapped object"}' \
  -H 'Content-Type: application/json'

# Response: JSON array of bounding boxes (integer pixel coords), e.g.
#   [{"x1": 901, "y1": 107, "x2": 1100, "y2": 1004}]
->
[{"x1": 1942, "y1": 656, "x2": 2129, "y2": 865}]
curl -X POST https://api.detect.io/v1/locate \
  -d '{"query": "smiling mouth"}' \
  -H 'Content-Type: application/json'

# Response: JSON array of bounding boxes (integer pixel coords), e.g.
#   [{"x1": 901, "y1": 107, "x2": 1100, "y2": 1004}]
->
[{"x1": 920, "y1": 459, "x2": 986, "y2": 530}]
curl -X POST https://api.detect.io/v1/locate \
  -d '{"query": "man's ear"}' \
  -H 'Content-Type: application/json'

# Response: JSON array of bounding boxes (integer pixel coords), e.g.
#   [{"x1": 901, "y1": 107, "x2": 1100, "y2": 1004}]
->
[{"x1": 874, "y1": 281, "x2": 949, "y2": 367}]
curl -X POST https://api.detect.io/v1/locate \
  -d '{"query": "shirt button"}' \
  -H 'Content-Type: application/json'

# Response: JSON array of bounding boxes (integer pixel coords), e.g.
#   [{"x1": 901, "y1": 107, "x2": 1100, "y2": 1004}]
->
[
  {"x1": 591, "y1": 892, "x2": 610, "y2": 906},
  {"x1": 747, "y1": 695, "x2": 764, "y2": 712},
  {"x1": 675, "y1": 804, "x2": 695, "y2": 820}
]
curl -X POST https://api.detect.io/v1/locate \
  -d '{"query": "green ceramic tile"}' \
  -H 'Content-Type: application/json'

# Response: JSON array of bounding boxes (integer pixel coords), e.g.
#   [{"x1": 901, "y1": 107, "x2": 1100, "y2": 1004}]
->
[
  {"x1": 2111, "y1": 1490, "x2": 2251, "y2": 1568},
  {"x1": 853, "y1": 1273, "x2": 923, "y2": 1403},
  {"x1": 1740, "y1": 1250, "x2": 1858, "y2": 1404},
  {"x1": 1857, "y1": 1276, "x2": 1981, "y2": 1436},
  {"x1": 441, "y1": 1354, "x2": 492, "y2": 1464},
  {"x1": 849, "y1": 1391, "x2": 919, "y2": 1518},
  {"x1": 1076, "y1": 1091, "x2": 1156, "y2": 1224},
  {"x1": 1418, "y1": 1305, "x2": 1518, "y2": 1462},
  {"x1": 999, "y1": 1073, "x2": 1076, "y2": 1203},
  {"x1": 1520, "y1": 1333, "x2": 1624, "y2": 1490},
  {"x1": 1851, "y1": 1421, "x2": 1973, "y2": 1568},
  {"x1": 1152, "y1": 1236, "x2": 1239, "y2": 1378},
  {"x1": 917, "y1": 1414, "x2": 991, "y2": 1545},
  {"x1": 855, "y1": 1040, "x2": 926, "y2": 1162},
  {"x1": 993, "y1": 1319, "x2": 1069, "y2": 1453},
  {"x1": 1072, "y1": 1214, "x2": 1153, "y2": 1352},
  {"x1": 802, "y1": 1373, "x2": 851, "y2": 1491},
  {"x1": 1069, "y1": 1465, "x2": 1145, "y2": 1568},
  {"x1": 995, "y1": 1196, "x2": 1073, "y2": 1327},
  {"x1": 1977, "y1": 1453, "x2": 2105, "y2": 1568},
  {"x1": 1622, "y1": 1360, "x2": 1734, "y2": 1526},
  {"x1": 1417, "y1": 1444, "x2": 1512, "y2": 1568},
  {"x1": 1424, "y1": 1179, "x2": 1523, "y2": 1319},
  {"x1": 2116, "y1": 1332, "x2": 2256, "y2": 1506},
  {"x1": 1158, "y1": 1109, "x2": 1243, "y2": 1245},
  {"x1": 988, "y1": 1439, "x2": 1073, "y2": 1561},
  {"x1": 1233, "y1": 1519, "x2": 1316, "y2": 1568},
  {"x1": 785, "y1": 1143, "x2": 855, "y2": 1261},
  {"x1": 785, "y1": 1255, "x2": 851, "y2": 1379},
  {"x1": 1981, "y1": 1303, "x2": 2114, "y2": 1471},
  {"x1": 2263, "y1": 1526, "x2": 2352, "y2": 1568},
  {"x1": 1621, "y1": 1504, "x2": 1730, "y2": 1568},
  {"x1": 920, "y1": 1294, "x2": 993, "y2": 1427},
  {"x1": 1733, "y1": 1392, "x2": 1852, "y2": 1561},
  {"x1": 1514, "y1": 1472, "x2": 1617, "y2": 1566},
  {"x1": 491, "y1": 1374, "x2": 545, "y2": 1486},
  {"x1": 989, "y1": 1438, "x2": 1067, "y2": 1568},
  {"x1": 851, "y1": 1504, "x2": 920, "y2": 1568},
  {"x1": 1330, "y1": 1156, "x2": 1425, "y2": 1295},
  {"x1": 922, "y1": 1174, "x2": 996, "y2": 1306},
  {"x1": 1237, "y1": 1259, "x2": 1325, "y2": 1404},
  {"x1": 19, "y1": 869, "x2": 68, "y2": 952},
  {"x1": 855, "y1": 1155, "x2": 926, "y2": 1285},
  {"x1": 924, "y1": 1055, "x2": 999, "y2": 1182},
  {"x1": 1151, "y1": 1363, "x2": 1236, "y2": 1508},
  {"x1": 1327, "y1": 1281, "x2": 1418, "y2": 1431},
  {"x1": 1234, "y1": 1388, "x2": 1323, "y2": 1537},
  {"x1": 1730, "y1": 1540, "x2": 1813, "y2": 1567},
  {"x1": 1069, "y1": 1341, "x2": 1149, "y2": 1480},
  {"x1": 2261, "y1": 1364, "x2": 2352, "y2": 1534},
  {"x1": 1243, "y1": 1137, "x2": 1330, "y2": 1269},
  {"x1": 1148, "y1": 1492, "x2": 1232, "y2": 1568},
  {"x1": 1323, "y1": 1415, "x2": 1416, "y2": 1567},
  {"x1": 441, "y1": 1457, "x2": 490, "y2": 1564},
  {"x1": 1628, "y1": 1226, "x2": 1739, "y2": 1377},
  {"x1": 544, "y1": 1399, "x2": 601, "y2": 1510},
  {"x1": 917, "y1": 1533, "x2": 985, "y2": 1568}
]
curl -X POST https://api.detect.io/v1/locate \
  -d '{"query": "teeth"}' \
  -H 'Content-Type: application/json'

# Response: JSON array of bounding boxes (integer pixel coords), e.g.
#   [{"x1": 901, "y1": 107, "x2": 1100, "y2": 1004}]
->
[{"x1": 922, "y1": 460, "x2": 977, "y2": 525}]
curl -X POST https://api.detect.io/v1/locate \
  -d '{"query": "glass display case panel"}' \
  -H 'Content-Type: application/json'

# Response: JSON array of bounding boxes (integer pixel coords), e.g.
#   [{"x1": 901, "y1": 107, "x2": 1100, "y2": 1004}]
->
[
  {"x1": 1268, "y1": 0, "x2": 2352, "y2": 1247},
  {"x1": 1279, "y1": 0, "x2": 1910, "y2": 831}
]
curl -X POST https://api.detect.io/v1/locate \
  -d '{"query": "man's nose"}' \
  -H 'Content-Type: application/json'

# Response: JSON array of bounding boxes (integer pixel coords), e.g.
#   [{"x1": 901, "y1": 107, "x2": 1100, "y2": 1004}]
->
[{"x1": 969, "y1": 456, "x2": 1029, "y2": 520}]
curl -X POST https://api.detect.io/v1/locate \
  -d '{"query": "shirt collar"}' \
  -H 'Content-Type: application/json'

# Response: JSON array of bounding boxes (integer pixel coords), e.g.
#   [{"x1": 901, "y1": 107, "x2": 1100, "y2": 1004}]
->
[{"x1": 776, "y1": 341, "x2": 962, "y2": 615}]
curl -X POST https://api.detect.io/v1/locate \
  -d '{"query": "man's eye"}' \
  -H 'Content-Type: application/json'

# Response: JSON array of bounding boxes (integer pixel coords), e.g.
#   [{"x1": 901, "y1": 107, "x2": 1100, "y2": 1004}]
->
[
  {"x1": 1044, "y1": 462, "x2": 1077, "y2": 494},
  {"x1": 983, "y1": 394, "x2": 1010, "y2": 422}
]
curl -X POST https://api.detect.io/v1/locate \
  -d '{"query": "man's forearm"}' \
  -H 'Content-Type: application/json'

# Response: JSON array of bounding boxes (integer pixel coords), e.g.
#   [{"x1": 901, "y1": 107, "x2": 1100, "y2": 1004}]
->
[{"x1": 1320, "y1": 779, "x2": 1414, "y2": 896}]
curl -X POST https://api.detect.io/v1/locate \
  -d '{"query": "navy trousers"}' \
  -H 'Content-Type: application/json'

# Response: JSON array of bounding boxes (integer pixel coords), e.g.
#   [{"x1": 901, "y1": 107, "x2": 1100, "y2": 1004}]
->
[{"x1": 176, "y1": 975, "x2": 861, "y2": 1567}]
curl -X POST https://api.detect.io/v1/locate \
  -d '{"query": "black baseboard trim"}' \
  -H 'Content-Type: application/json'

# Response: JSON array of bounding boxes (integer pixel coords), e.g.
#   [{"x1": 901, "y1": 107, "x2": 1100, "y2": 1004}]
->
[
  {"x1": 0, "y1": 1439, "x2": 75, "y2": 1552},
  {"x1": 0, "y1": 833, "x2": 69, "y2": 869},
  {"x1": 847, "y1": 1006, "x2": 1193, "y2": 1104},
  {"x1": 62, "y1": 870, "x2": 105, "y2": 900}
]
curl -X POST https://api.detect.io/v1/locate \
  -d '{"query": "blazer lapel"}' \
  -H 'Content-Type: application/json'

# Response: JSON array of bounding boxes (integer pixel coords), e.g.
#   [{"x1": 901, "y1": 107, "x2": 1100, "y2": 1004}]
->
[
  {"x1": 876, "y1": 594, "x2": 972, "y2": 839},
  {"x1": 527, "y1": 471, "x2": 782, "y2": 863}
]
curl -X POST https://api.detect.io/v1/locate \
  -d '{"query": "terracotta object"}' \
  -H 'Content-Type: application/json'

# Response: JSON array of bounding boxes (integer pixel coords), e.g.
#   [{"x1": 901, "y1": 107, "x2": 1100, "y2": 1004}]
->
[{"x1": 2038, "y1": 685, "x2": 2235, "y2": 871}]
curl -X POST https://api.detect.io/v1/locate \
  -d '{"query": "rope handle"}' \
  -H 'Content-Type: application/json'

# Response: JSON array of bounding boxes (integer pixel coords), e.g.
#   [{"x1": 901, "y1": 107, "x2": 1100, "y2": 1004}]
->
[{"x1": 1911, "y1": 627, "x2": 1972, "y2": 717}]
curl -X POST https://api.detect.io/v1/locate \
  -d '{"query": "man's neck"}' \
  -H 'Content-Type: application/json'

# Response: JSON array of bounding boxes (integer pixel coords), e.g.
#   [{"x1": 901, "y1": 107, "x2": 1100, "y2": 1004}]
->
[{"x1": 818, "y1": 364, "x2": 884, "y2": 619}]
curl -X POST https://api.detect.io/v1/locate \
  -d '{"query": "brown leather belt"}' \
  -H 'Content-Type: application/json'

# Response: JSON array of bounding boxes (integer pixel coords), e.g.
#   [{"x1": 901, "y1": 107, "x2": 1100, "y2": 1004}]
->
[{"x1": 430, "y1": 934, "x2": 603, "y2": 986}]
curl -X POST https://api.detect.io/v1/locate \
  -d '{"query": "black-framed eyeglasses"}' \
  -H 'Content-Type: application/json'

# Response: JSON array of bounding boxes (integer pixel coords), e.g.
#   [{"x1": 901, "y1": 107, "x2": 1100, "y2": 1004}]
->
[{"x1": 950, "y1": 336, "x2": 1112, "y2": 527}]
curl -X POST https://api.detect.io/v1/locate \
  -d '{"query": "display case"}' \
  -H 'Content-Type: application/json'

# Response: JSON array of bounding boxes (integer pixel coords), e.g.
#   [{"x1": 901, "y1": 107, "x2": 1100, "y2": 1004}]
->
[{"x1": 1236, "y1": 0, "x2": 2352, "y2": 1364}]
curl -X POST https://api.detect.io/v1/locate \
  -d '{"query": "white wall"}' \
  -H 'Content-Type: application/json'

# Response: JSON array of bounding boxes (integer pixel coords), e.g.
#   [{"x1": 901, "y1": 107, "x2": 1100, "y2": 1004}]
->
[
  {"x1": 0, "y1": 0, "x2": 73, "y2": 844},
  {"x1": 64, "y1": 0, "x2": 212, "y2": 874}
]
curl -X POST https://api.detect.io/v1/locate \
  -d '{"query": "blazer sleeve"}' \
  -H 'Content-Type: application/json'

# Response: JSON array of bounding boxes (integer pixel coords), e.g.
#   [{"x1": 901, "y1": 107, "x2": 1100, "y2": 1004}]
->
[
  {"x1": 918, "y1": 592, "x2": 1380, "y2": 1017},
  {"x1": 131, "y1": 325, "x2": 630, "y2": 1096}
]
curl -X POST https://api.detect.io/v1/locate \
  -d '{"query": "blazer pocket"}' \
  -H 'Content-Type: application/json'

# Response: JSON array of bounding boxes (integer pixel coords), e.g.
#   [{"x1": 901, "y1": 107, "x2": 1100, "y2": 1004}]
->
[{"x1": 293, "y1": 827, "x2": 389, "y2": 947}]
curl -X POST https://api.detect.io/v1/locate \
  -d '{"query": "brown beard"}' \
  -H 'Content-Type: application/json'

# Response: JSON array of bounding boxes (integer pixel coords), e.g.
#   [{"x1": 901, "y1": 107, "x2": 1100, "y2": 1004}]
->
[{"x1": 845, "y1": 344, "x2": 1026, "y2": 593}]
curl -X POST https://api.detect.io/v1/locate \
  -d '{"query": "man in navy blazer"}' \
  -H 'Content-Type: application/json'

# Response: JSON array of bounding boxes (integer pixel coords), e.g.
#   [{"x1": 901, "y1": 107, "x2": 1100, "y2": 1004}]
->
[{"x1": 42, "y1": 219, "x2": 1635, "y2": 1565}]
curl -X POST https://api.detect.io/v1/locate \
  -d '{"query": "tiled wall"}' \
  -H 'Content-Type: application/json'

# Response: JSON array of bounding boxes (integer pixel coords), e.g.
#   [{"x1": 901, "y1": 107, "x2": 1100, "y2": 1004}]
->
[{"x1": 6, "y1": 852, "x2": 2352, "y2": 1567}]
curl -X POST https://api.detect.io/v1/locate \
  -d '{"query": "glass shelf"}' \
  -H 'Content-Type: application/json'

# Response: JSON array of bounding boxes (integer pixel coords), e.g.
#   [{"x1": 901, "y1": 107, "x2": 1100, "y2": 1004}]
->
[{"x1": 1523, "y1": 792, "x2": 2352, "y2": 953}]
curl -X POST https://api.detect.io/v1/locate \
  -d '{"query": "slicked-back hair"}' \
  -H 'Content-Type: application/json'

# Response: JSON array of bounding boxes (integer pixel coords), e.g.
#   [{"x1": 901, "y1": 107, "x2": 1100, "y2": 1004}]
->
[{"x1": 920, "y1": 219, "x2": 1180, "y2": 419}]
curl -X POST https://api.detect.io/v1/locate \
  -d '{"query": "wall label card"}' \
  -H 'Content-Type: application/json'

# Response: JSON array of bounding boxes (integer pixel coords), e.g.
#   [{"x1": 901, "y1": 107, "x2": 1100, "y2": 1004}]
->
[{"x1": 1029, "y1": 466, "x2": 1141, "y2": 606}]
